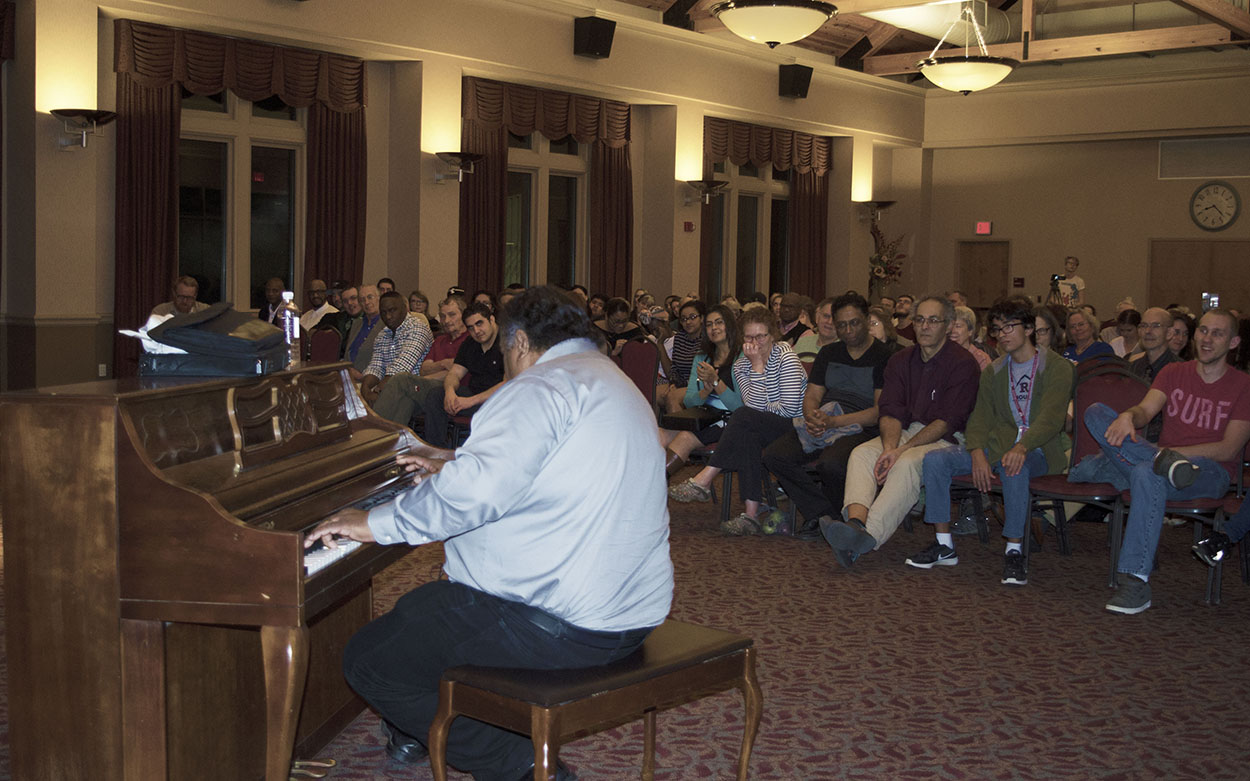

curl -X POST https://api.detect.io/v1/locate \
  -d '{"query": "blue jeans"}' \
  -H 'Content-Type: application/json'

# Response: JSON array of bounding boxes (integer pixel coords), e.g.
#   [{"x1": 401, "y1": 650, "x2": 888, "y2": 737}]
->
[
  {"x1": 1083, "y1": 403, "x2": 1229, "y2": 579},
  {"x1": 343, "y1": 580, "x2": 651, "y2": 780},
  {"x1": 923, "y1": 444, "x2": 1048, "y2": 540}
]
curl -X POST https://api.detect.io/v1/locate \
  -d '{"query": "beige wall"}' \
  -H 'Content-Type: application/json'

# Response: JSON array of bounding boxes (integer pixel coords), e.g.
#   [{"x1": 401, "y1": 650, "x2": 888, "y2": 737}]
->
[
  {"x1": 923, "y1": 138, "x2": 1250, "y2": 317},
  {"x1": 5, "y1": 0, "x2": 1250, "y2": 388}
]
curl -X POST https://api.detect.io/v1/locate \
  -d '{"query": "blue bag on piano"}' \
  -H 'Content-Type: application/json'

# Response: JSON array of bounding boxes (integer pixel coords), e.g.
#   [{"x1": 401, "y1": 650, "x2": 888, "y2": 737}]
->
[{"x1": 141, "y1": 302, "x2": 289, "y2": 376}]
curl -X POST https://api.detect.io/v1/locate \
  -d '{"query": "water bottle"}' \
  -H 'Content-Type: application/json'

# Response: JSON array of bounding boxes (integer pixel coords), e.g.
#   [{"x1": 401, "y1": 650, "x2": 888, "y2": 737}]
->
[{"x1": 278, "y1": 291, "x2": 301, "y2": 368}]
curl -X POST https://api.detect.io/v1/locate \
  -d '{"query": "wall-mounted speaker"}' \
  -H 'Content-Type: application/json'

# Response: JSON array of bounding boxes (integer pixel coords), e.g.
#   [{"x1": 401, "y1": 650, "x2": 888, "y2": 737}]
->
[
  {"x1": 574, "y1": 17, "x2": 616, "y2": 59},
  {"x1": 779, "y1": 64, "x2": 813, "y2": 99}
]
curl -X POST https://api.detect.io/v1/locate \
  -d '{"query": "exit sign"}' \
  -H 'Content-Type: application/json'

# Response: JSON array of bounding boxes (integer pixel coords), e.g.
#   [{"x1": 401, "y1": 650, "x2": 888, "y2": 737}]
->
[{"x1": 975, "y1": 221, "x2": 992, "y2": 235}]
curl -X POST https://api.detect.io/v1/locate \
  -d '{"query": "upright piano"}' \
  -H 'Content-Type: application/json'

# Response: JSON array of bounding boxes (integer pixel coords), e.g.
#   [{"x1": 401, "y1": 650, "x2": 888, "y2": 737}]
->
[{"x1": 0, "y1": 364, "x2": 429, "y2": 780}]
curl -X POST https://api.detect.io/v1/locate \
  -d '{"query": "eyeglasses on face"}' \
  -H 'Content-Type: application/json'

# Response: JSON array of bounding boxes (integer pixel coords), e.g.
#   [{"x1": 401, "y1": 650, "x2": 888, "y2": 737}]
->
[
  {"x1": 1139, "y1": 322, "x2": 1167, "y2": 331},
  {"x1": 1035, "y1": 326, "x2": 1052, "y2": 335},
  {"x1": 742, "y1": 332, "x2": 770, "y2": 342},
  {"x1": 989, "y1": 321, "x2": 1024, "y2": 336},
  {"x1": 680, "y1": 313, "x2": 702, "y2": 323},
  {"x1": 915, "y1": 316, "x2": 949, "y2": 328}
]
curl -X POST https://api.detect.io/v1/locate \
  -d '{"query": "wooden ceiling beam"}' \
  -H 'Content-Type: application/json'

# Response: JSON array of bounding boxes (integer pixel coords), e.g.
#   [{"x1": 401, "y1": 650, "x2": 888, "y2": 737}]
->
[
  {"x1": 863, "y1": 22, "x2": 1236, "y2": 75},
  {"x1": 1170, "y1": 0, "x2": 1250, "y2": 39}
]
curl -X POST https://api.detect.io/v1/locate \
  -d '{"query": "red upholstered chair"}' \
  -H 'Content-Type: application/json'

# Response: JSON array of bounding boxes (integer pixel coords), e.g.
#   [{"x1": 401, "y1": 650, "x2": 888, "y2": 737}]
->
[
  {"x1": 308, "y1": 328, "x2": 342, "y2": 363},
  {"x1": 1026, "y1": 360, "x2": 1149, "y2": 587},
  {"x1": 616, "y1": 339, "x2": 660, "y2": 416}
]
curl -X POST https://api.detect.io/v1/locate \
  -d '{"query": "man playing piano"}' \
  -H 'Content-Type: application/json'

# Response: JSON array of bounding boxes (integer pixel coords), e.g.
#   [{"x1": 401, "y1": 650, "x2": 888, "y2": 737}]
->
[{"x1": 306, "y1": 285, "x2": 673, "y2": 780}]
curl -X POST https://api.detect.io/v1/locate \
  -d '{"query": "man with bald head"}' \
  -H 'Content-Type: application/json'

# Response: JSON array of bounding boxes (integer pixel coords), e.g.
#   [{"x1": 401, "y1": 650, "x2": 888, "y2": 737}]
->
[
  {"x1": 300, "y1": 278, "x2": 338, "y2": 331},
  {"x1": 347, "y1": 285, "x2": 384, "y2": 380},
  {"x1": 1129, "y1": 306, "x2": 1181, "y2": 441}
]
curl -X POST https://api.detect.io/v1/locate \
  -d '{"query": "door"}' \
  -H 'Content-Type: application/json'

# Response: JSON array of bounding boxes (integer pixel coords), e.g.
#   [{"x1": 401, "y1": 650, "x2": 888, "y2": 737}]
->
[
  {"x1": 957, "y1": 241, "x2": 1011, "y2": 309},
  {"x1": 1150, "y1": 240, "x2": 1250, "y2": 313}
]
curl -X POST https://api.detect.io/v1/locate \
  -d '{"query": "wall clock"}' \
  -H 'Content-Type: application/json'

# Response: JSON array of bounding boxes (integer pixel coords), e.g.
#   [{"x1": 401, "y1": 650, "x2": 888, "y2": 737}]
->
[{"x1": 1189, "y1": 181, "x2": 1240, "y2": 232}]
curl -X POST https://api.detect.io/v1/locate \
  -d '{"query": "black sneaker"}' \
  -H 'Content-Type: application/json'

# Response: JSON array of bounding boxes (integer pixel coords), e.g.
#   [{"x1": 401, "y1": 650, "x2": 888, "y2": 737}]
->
[
  {"x1": 1105, "y1": 573, "x2": 1152, "y2": 614},
  {"x1": 1001, "y1": 550, "x2": 1028, "y2": 585},
  {"x1": 905, "y1": 542, "x2": 958, "y2": 569},
  {"x1": 1193, "y1": 531, "x2": 1232, "y2": 567},
  {"x1": 1153, "y1": 448, "x2": 1197, "y2": 489}
]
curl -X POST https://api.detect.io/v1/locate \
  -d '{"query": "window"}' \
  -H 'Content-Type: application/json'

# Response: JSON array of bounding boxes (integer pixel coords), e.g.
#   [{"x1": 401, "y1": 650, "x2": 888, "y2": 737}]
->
[
  {"x1": 704, "y1": 162, "x2": 790, "y2": 301},
  {"x1": 178, "y1": 90, "x2": 305, "y2": 309},
  {"x1": 504, "y1": 134, "x2": 588, "y2": 288}
]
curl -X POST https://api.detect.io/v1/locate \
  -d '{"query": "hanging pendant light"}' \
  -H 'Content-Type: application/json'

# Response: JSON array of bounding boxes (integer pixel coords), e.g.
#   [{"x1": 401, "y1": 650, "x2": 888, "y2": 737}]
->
[
  {"x1": 917, "y1": 1, "x2": 1017, "y2": 94},
  {"x1": 711, "y1": 0, "x2": 837, "y2": 49}
]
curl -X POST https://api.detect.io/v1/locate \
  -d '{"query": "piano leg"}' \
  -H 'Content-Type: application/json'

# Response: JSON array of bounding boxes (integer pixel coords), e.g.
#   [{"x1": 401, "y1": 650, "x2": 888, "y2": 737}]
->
[
  {"x1": 121, "y1": 619, "x2": 167, "y2": 781},
  {"x1": 261, "y1": 625, "x2": 310, "y2": 781}
]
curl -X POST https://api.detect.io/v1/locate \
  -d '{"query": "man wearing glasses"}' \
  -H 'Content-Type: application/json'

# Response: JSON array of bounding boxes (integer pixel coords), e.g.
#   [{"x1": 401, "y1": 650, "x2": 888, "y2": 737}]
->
[
  {"x1": 1128, "y1": 307, "x2": 1181, "y2": 442},
  {"x1": 909, "y1": 297, "x2": 1074, "y2": 584},
  {"x1": 764, "y1": 293, "x2": 891, "y2": 538},
  {"x1": 820, "y1": 295, "x2": 980, "y2": 568}
]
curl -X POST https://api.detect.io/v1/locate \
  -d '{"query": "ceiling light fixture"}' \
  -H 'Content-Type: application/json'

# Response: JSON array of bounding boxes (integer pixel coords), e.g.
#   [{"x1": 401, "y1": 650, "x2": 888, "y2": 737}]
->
[
  {"x1": 917, "y1": 1, "x2": 1016, "y2": 95},
  {"x1": 711, "y1": 0, "x2": 837, "y2": 49}
]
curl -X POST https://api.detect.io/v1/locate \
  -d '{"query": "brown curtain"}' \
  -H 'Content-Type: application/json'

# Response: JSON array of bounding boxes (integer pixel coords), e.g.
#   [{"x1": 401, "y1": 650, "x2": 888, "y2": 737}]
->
[
  {"x1": 113, "y1": 19, "x2": 368, "y2": 375},
  {"x1": 460, "y1": 77, "x2": 632, "y2": 295},
  {"x1": 703, "y1": 117, "x2": 832, "y2": 298},
  {"x1": 305, "y1": 103, "x2": 366, "y2": 286},
  {"x1": 589, "y1": 142, "x2": 633, "y2": 297},
  {"x1": 113, "y1": 75, "x2": 181, "y2": 377}
]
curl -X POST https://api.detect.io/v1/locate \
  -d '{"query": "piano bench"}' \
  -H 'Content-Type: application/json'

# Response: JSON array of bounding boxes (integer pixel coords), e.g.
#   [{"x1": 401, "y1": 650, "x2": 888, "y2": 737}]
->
[{"x1": 427, "y1": 619, "x2": 762, "y2": 781}]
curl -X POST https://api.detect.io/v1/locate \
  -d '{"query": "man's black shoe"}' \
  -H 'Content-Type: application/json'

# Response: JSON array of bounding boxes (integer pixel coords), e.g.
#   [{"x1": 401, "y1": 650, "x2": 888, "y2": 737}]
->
[
  {"x1": 1193, "y1": 531, "x2": 1232, "y2": 567},
  {"x1": 1153, "y1": 448, "x2": 1197, "y2": 490},
  {"x1": 381, "y1": 721, "x2": 429, "y2": 765}
]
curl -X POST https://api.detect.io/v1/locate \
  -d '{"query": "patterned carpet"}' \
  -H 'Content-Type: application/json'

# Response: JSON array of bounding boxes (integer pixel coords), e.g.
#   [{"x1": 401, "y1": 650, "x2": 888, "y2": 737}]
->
[{"x1": 3, "y1": 473, "x2": 1249, "y2": 779}]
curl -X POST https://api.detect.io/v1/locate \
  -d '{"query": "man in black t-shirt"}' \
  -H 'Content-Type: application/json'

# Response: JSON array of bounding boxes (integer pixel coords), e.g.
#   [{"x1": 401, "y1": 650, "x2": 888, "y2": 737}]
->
[
  {"x1": 416, "y1": 302, "x2": 506, "y2": 446},
  {"x1": 763, "y1": 293, "x2": 891, "y2": 537}
]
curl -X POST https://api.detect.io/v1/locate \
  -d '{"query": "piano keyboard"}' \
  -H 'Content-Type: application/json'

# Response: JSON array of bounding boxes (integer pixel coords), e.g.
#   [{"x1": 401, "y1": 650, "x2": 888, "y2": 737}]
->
[{"x1": 303, "y1": 479, "x2": 410, "y2": 576}]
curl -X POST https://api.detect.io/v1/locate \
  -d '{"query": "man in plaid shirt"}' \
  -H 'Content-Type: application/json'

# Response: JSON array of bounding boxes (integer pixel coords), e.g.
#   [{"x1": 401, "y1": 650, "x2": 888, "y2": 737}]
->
[{"x1": 361, "y1": 291, "x2": 434, "y2": 407}]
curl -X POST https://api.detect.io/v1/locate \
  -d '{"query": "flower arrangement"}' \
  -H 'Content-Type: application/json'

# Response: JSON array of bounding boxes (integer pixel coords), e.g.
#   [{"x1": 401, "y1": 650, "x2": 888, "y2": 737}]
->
[{"x1": 868, "y1": 218, "x2": 906, "y2": 298}]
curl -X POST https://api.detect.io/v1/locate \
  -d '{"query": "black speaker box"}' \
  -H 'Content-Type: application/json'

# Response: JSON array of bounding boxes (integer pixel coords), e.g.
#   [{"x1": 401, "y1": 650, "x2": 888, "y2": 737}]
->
[
  {"x1": 574, "y1": 17, "x2": 616, "y2": 59},
  {"x1": 779, "y1": 64, "x2": 813, "y2": 99}
]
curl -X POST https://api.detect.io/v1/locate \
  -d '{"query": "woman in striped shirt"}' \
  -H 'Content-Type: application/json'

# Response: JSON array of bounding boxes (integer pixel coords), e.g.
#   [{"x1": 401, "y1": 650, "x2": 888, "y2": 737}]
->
[{"x1": 669, "y1": 307, "x2": 807, "y2": 535}]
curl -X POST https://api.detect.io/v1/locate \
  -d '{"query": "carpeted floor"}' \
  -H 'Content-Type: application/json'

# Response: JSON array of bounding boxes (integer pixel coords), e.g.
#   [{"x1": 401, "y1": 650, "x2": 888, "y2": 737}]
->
[{"x1": 3, "y1": 476, "x2": 1249, "y2": 779}]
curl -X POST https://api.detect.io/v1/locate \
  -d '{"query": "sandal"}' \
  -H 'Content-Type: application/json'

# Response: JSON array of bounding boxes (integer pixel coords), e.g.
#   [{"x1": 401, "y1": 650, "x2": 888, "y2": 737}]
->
[
  {"x1": 720, "y1": 513, "x2": 763, "y2": 536},
  {"x1": 669, "y1": 478, "x2": 713, "y2": 503}
]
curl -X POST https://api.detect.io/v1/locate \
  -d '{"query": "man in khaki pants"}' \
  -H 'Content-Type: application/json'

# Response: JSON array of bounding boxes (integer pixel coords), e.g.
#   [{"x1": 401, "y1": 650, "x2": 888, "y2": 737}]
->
[{"x1": 820, "y1": 295, "x2": 981, "y2": 568}]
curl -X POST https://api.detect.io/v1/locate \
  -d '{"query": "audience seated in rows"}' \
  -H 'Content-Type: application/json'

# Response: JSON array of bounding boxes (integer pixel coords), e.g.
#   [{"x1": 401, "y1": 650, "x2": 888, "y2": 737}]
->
[
  {"x1": 360, "y1": 291, "x2": 433, "y2": 407},
  {"x1": 1062, "y1": 308, "x2": 1115, "y2": 363},
  {"x1": 867, "y1": 305, "x2": 911, "y2": 355},
  {"x1": 659, "y1": 305, "x2": 744, "y2": 477},
  {"x1": 909, "y1": 297, "x2": 1073, "y2": 584},
  {"x1": 792, "y1": 297, "x2": 839, "y2": 362},
  {"x1": 950, "y1": 305, "x2": 991, "y2": 370},
  {"x1": 763, "y1": 294, "x2": 890, "y2": 539},
  {"x1": 819, "y1": 296, "x2": 981, "y2": 568},
  {"x1": 300, "y1": 279, "x2": 339, "y2": 332},
  {"x1": 669, "y1": 307, "x2": 807, "y2": 535}
]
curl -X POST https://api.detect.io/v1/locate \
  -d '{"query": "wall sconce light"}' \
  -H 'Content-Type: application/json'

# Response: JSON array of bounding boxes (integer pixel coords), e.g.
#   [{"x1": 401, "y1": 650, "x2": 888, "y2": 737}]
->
[
  {"x1": 435, "y1": 151, "x2": 484, "y2": 184},
  {"x1": 859, "y1": 199, "x2": 896, "y2": 222},
  {"x1": 51, "y1": 108, "x2": 118, "y2": 149},
  {"x1": 684, "y1": 179, "x2": 729, "y2": 206}
]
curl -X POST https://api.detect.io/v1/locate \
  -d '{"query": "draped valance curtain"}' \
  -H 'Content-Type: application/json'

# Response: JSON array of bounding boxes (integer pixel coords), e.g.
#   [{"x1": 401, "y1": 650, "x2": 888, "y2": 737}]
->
[
  {"x1": 112, "y1": 19, "x2": 367, "y2": 375},
  {"x1": 459, "y1": 77, "x2": 633, "y2": 296},
  {"x1": 1, "y1": 1, "x2": 13, "y2": 305},
  {"x1": 702, "y1": 117, "x2": 831, "y2": 298}
]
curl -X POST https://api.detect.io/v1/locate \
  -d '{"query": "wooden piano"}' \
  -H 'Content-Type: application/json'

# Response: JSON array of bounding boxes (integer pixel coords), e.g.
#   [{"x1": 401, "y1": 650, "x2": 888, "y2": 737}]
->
[{"x1": 0, "y1": 364, "x2": 429, "y2": 780}]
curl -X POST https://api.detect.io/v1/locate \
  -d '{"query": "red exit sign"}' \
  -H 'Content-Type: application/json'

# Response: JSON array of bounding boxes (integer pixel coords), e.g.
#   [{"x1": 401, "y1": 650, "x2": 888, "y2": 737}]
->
[{"x1": 975, "y1": 221, "x2": 992, "y2": 235}]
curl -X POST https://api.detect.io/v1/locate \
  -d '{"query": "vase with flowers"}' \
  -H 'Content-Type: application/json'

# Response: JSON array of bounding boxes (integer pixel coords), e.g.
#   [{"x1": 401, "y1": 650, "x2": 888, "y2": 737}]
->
[{"x1": 867, "y1": 218, "x2": 906, "y2": 303}]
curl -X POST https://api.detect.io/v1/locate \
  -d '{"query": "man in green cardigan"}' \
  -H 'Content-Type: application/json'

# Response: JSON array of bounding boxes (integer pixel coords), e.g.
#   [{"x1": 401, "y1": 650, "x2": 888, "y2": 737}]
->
[{"x1": 906, "y1": 296, "x2": 1074, "y2": 585}]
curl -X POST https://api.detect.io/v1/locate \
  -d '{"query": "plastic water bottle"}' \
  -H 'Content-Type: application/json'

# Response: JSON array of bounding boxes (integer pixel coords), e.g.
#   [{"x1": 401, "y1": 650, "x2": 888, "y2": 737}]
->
[{"x1": 278, "y1": 291, "x2": 301, "y2": 368}]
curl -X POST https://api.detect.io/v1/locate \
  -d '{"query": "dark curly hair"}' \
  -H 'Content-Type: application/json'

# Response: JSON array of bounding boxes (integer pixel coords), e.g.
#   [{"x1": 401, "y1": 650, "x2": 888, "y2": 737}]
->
[{"x1": 499, "y1": 285, "x2": 595, "y2": 351}]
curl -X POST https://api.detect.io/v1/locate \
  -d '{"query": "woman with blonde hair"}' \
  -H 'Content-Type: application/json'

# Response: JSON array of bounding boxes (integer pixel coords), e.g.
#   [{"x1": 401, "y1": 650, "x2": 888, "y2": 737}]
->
[{"x1": 950, "y1": 305, "x2": 991, "y2": 370}]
